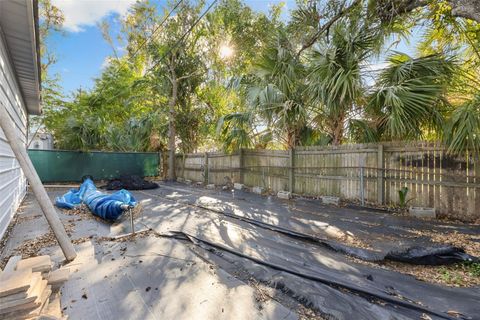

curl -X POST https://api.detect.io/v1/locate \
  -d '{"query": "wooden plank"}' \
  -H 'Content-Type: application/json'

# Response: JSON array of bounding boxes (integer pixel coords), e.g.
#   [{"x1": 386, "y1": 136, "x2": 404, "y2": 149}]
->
[
  {"x1": 0, "y1": 285, "x2": 52, "y2": 320},
  {"x1": 0, "y1": 275, "x2": 44, "y2": 312},
  {"x1": 16, "y1": 256, "x2": 52, "y2": 273},
  {"x1": 1, "y1": 255, "x2": 21, "y2": 274},
  {"x1": 0, "y1": 268, "x2": 32, "y2": 297},
  {"x1": 42, "y1": 291, "x2": 62, "y2": 319},
  {"x1": 47, "y1": 268, "x2": 70, "y2": 287}
]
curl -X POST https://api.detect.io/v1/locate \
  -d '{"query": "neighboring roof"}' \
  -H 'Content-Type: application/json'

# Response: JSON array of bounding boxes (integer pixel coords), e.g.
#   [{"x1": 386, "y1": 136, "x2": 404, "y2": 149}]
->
[{"x1": 0, "y1": 0, "x2": 41, "y2": 115}]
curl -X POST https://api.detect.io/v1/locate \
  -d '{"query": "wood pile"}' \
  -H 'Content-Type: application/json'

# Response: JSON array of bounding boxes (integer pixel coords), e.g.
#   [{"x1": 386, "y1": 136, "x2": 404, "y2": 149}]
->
[{"x1": 0, "y1": 255, "x2": 70, "y2": 320}]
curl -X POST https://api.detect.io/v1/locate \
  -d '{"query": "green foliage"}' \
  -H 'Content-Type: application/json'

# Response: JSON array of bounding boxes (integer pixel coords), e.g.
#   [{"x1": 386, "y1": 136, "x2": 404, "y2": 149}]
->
[
  {"x1": 366, "y1": 53, "x2": 455, "y2": 140},
  {"x1": 444, "y1": 95, "x2": 480, "y2": 154},
  {"x1": 39, "y1": 0, "x2": 480, "y2": 157},
  {"x1": 44, "y1": 58, "x2": 158, "y2": 151},
  {"x1": 348, "y1": 119, "x2": 380, "y2": 143},
  {"x1": 217, "y1": 112, "x2": 254, "y2": 152},
  {"x1": 220, "y1": 31, "x2": 310, "y2": 150},
  {"x1": 398, "y1": 186, "x2": 411, "y2": 208},
  {"x1": 439, "y1": 262, "x2": 480, "y2": 286},
  {"x1": 307, "y1": 18, "x2": 379, "y2": 144}
]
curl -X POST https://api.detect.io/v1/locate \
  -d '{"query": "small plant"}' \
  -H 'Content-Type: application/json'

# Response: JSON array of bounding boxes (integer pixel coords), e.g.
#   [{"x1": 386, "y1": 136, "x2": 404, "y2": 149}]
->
[
  {"x1": 398, "y1": 186, "x2": 412, "y2": 209},
  {"x1": 464, "y1": 261, "x2": 480, "y2": 277}
]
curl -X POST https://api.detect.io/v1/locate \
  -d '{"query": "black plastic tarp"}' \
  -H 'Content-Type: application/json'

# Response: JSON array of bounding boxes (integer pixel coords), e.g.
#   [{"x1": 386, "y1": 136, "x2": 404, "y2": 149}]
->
[
  {"x1": 133, "y1": 185, "x2": 480, "y2": 320},
  {"x1": 147, "y1": 183, "x2": 479, "y2": 265}
]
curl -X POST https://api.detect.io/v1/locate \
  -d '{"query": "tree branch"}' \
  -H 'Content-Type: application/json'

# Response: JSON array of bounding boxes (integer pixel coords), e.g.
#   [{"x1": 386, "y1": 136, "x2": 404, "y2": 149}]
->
[
  {"x1": 377, "y1": 0, "x2": 480, "y2": 23},
  {"x1": 177, "y1": 70, "x2": 202, "y2": 81},
  {"x1": 296, "y1": 0, "x2": 362, "y2": 58}
]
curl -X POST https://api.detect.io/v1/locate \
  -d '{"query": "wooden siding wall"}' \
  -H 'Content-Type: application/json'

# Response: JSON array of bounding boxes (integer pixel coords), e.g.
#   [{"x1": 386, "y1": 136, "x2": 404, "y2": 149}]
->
[
  {"x1": 176, "y1": 142, "x2": 480, "y2": 222},
  {"x1": 0, "y1": 30, "x2": 28, "y2": 239}
]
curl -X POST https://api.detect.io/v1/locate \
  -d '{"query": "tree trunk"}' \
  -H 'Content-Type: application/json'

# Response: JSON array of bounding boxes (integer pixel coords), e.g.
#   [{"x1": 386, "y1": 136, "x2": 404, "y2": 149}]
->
[
  {"x1": 286, "y1": 129, "x2": 295, "y2": 149},
  {"x1": 167, "y1": 71, "x2": 178, "y2": 181},
  {"x1": 331, "y1": 113, "x2": 345, "y2": 146}
]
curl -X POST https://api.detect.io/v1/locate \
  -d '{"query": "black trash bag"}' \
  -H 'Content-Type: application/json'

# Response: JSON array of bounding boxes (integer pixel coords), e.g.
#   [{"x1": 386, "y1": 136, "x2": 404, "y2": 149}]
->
[{"x1": 103, "y1": 175, "x2": 159, "y2": 190}]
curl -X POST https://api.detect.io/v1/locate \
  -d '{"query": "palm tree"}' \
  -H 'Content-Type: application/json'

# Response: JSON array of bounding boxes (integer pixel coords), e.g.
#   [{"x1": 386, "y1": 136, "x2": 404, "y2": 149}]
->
[
  {"x1": 307, "y1": 19, "x2": 379, "y2": 145},
  {"x1": 249, "y1": 31, "x2": 308, "y2": 148},
  {"x1": 365, "y1": 53, "x2": 455, "y2": 140},
  {"x1": 444, "y1": 94, "x2": 480, "y2": 154},
  {"x1": 218, "y1": 31, "x2": 309, "y2": 150}
]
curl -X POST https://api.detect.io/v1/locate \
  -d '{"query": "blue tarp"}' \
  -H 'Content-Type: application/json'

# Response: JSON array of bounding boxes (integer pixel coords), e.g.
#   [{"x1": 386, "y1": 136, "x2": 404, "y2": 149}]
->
[{"x1": 55, "y1": 178, "x2": 136, "y2": 221}]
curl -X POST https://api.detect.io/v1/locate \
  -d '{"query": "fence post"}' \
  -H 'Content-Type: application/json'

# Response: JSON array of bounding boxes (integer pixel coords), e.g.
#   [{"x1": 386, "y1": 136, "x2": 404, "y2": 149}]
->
[
  {"x1": 158, "y1": 151, "x2": 162, "y2": 177},
  {"x1": 204, "y1": 152, "x2": 209, "y2": 184},
  {"x1": 360, "y1": 166, "x2": 365, "y2": 206},
  {"x1": 288, "y1": 148, "x2": 295, "y2": 193},
  {"x1": 239, "y1": 148, "x2": 244, "y2": 184},
  {"x1": 377, "y1": 144, "x2": 384, "y2": 204}
]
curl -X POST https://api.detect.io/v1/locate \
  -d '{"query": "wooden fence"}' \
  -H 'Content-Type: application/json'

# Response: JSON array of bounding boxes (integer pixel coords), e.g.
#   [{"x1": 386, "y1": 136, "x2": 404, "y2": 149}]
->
[{"x1": 175, "y1": 142, "x2": 480, "y2": 222}]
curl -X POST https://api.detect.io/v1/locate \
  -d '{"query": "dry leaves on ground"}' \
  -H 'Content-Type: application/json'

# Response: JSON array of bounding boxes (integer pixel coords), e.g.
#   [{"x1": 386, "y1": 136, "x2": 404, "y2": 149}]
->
[
  {"x1": 350, "y1": 257, "x2": 480, "y2": 287},
  {"x1": 61, "y1": 204, "x2": 104, "y2": 222},
  {"x1": 407, "y1": 229, "x2": 480, "y2": 257}
]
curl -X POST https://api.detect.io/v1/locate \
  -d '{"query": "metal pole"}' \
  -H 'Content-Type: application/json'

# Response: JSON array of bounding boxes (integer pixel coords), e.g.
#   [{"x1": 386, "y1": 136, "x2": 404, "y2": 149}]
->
[
  {"x1": 360, "y1": 166, "x2": 365, "y2": 206},
  {"x1": 130, "y1": 209, "x2": 135, "y2": 235},
  {"x1": 0, "y1": 104, "x2": 76, "y2": 261}
]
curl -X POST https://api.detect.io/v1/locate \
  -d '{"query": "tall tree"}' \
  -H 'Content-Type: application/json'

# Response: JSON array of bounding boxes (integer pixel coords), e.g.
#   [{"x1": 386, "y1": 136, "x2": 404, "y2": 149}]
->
[
  {"x1": 307, "y1": 18, "x2": 379, "y2": 145},
  {"x1": 147, "y1": 1, "x2": 207, "y2": 180}
]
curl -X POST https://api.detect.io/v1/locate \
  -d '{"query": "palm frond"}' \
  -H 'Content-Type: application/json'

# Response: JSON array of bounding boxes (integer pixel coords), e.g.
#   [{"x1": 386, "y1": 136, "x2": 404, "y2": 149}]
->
[
  {"x1": 444, "y1": 95, "x2": 480, "y2": 155},
  {"x1": 368, "y1": 53, "x2": 455, "y2": 140}
]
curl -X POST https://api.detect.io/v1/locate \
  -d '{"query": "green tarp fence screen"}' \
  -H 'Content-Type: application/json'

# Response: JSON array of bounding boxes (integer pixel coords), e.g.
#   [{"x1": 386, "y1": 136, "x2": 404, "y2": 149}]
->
[{"x1": 28, "y1": 149, "x2": 160, "y2": 183}]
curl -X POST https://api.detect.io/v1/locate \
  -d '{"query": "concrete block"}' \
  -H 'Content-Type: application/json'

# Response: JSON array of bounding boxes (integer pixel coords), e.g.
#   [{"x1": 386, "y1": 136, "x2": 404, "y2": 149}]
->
[
  {"x1": 177, "y1": 177, "x2": 184, "y2": 183},
  {"x1": 409, "y1": 207, "x2": 436, "y2": 219},
  {"x1": 196, "y1": 181, "x2": 203, "y2": 186},
  {"x1": 321, "y1": 196, "x2": 340, "y2": 206},
  {"x1": 252, "y1": 186, "x2": 265, "y2": 194},
  {"x1": 234, "y1": 183, "x2": 244, "y2": 190},
  {"x1": 277, "y1": 191, "x2": 291, "y2": 200},
  {"x1": 185, "y1": 180, "x2": 192, "y2": 185},
  {"x1": 206, "y1": 184, "x2": 215, "y2": 189}
]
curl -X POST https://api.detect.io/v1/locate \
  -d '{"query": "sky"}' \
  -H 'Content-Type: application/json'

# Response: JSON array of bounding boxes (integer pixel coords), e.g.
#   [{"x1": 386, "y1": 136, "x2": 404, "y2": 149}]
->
[{"x1": 48, "y1": 0, "x2": 419, "y2": 98}]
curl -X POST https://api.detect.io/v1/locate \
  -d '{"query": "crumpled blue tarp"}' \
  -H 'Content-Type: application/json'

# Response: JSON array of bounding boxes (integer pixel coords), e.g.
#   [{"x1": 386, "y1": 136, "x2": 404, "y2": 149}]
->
[{"x1": 55, "y1": 178, "x2": 136, "y2": 221}]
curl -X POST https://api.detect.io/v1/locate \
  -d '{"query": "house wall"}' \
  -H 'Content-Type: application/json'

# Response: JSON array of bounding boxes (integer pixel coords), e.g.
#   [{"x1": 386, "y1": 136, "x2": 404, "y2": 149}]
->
[{"x1": 0, "y1": 29, "x2": 28, "y2": 239}]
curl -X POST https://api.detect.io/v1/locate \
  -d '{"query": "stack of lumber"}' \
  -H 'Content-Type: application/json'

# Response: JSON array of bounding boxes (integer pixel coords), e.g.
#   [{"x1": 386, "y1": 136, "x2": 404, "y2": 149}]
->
[{"x1": 0, "y1": 255, "x2": 70, "y2": 320}]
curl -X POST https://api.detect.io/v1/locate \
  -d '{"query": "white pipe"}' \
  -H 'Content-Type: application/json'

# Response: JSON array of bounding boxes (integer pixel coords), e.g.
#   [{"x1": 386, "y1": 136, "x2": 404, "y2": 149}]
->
[{"x1": 0, "y1": 104, "x2": 76, "y2": 261}]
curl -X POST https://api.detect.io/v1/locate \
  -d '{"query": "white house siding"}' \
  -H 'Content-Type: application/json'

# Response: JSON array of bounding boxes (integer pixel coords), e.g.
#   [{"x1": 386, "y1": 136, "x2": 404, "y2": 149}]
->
[{"x1": 0, "y1": 29, "x2": 28, "y2": 239}]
